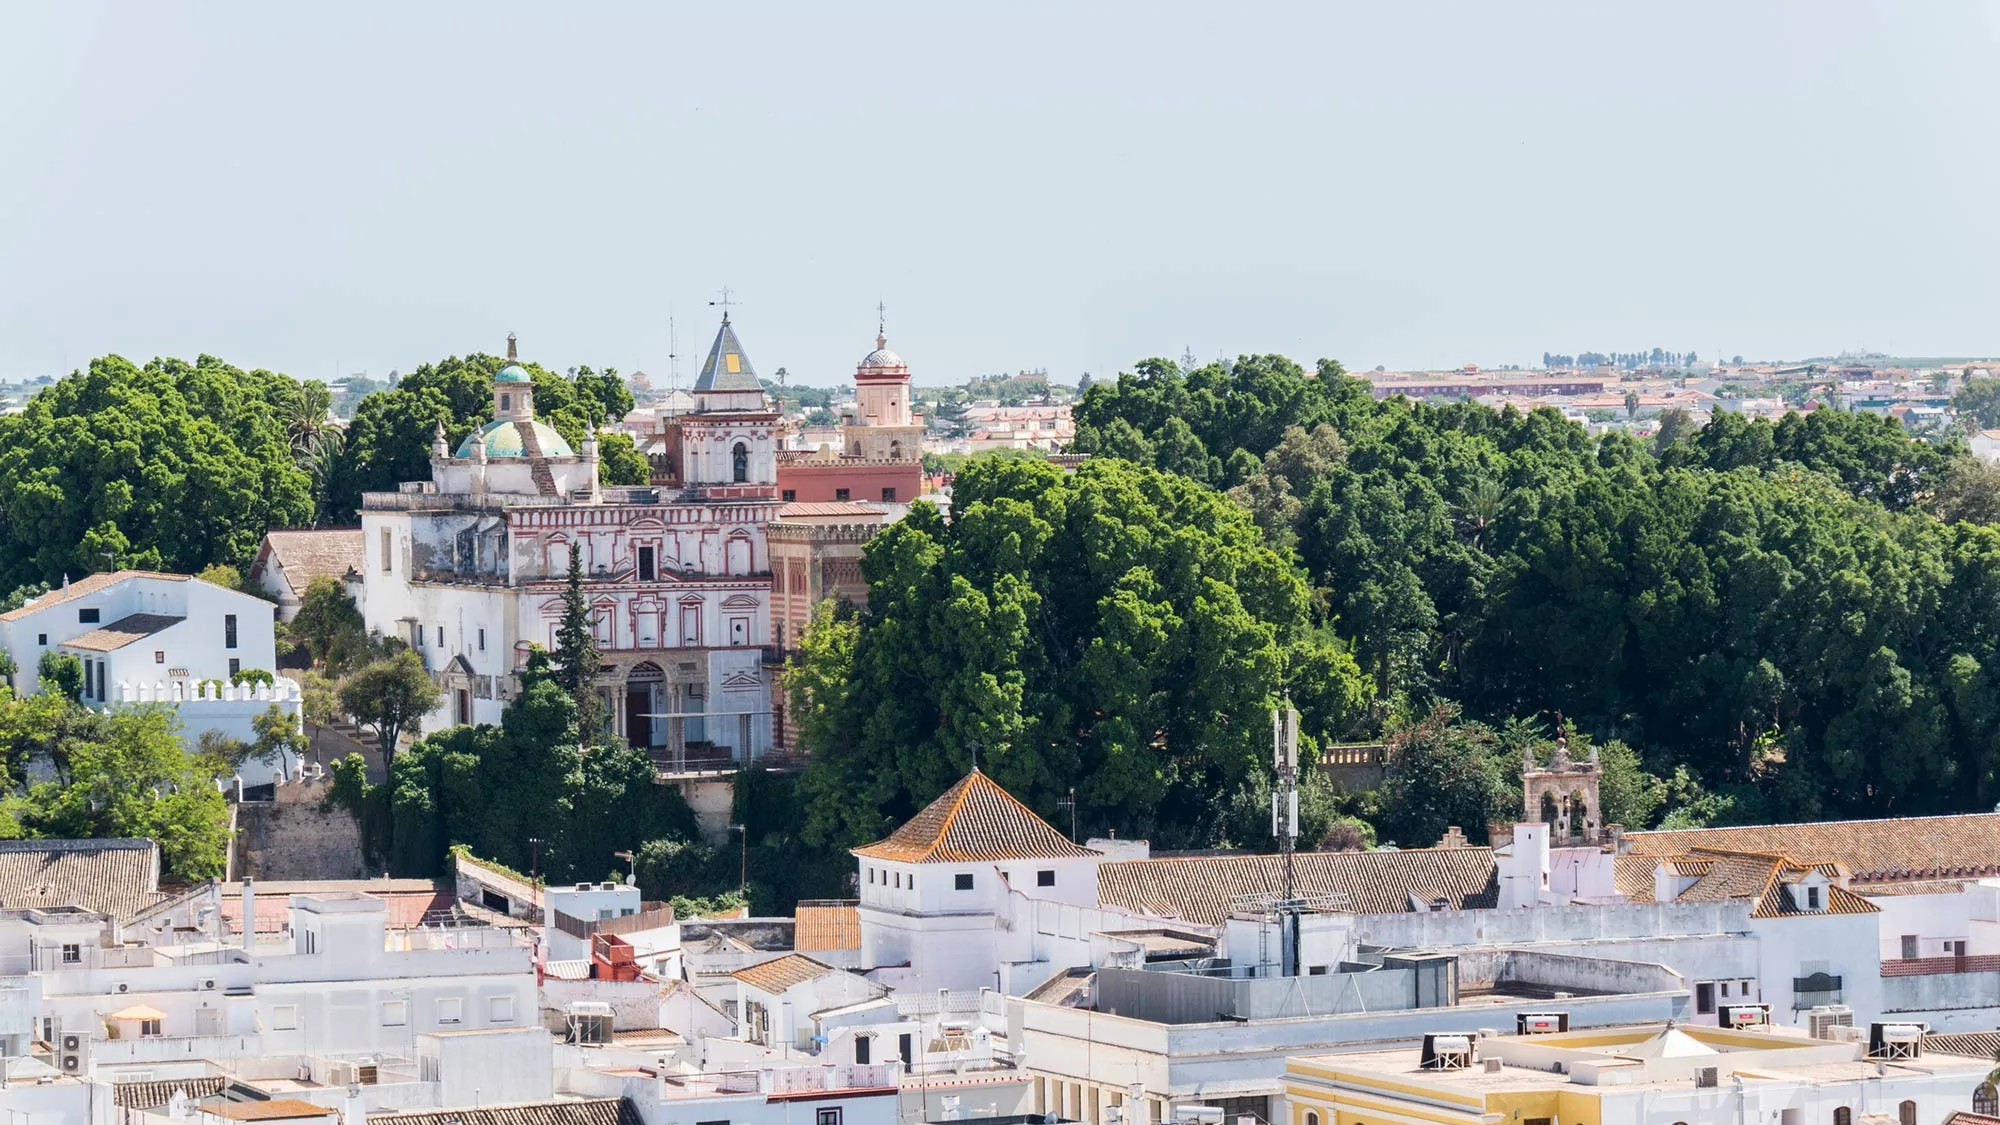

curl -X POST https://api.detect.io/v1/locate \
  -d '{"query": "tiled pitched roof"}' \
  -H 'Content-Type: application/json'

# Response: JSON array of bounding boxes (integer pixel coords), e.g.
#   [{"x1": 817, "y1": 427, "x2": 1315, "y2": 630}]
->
[
  {"x1": 1853, "y1": 879, "x2": 1969, "y2": 897},
  {"x1": 694, "y1": 317, "x2": 762, "y2": 394},
  {"x1": 1628, "y1": 813, "x2": 2000, "y2": 883},
  {"x1": 377, "y1": 1100, "x2": 642, "y2": 1125},
  {"x1": 206, "y1": 1099, "x2": 335, "y2": 1121},
  {"x1": 731, "y1": 953, "x2": 839, "y2": 994},
  {"x1": 220, "y1": 879, "x2": 448, "y2": 934},
  {"x1": 852, "y1": 769, "x2": 1098, "y2": 863},
  {"x1": 794, "y1": 901, "x2": 861, "y2": 951},
  {"x1": 254, "y1": 529, "x2": 363, "y2": 598},
  {"x1": 0, "y1": 838, "x2": 164, "y2": 919},
  {"x1": 62, "y1": 613, "x2": 182, "y2": 652},
  {"x1": 1096, "y1": 847, "x2": 1499, "y2": 926},
  {"x1": 0, "y1": 571, "x2": 190, "y2": 622},
  {"x1": 112, "y1": 1076, "x2": 228, "y2": 1108},
  {"x1": 1618, "y1": 847, "x2": 1879, "y2": 919}
]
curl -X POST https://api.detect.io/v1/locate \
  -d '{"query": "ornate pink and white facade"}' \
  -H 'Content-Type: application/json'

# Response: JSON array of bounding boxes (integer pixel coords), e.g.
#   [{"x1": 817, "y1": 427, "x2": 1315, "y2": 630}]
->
[{"x1": 358, "y1": 321, "x2": 784, "y2": 766}]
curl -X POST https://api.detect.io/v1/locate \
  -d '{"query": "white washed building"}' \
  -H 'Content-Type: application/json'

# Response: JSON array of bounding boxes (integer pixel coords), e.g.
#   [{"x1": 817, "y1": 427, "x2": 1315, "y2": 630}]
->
[
  {"x1": 359, "y1": 325, "x2": 781, "y2": 760},
  {"x1": 0, "y1": 571, "x2": 300, "y2": 777}
]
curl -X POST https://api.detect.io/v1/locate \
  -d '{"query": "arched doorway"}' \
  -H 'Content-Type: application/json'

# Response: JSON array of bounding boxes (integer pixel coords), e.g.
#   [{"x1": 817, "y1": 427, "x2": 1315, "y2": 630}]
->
[{"x1": 626, "y1": 662, "x2": 664, "y2": 749}]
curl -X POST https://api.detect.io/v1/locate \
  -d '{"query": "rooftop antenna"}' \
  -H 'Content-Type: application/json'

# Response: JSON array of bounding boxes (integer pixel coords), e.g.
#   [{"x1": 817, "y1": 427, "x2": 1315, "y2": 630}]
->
[
  {"x1": 667, "y1": 314, "x2": 680, "y2": 397},
  {"x1": 1273, "y1": 700, "x2": 1300, "y2": 902}
]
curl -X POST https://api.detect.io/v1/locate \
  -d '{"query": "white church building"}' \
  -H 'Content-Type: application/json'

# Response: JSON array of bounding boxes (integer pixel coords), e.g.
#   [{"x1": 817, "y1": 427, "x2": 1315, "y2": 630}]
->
[{"x1": 359, "y1": 322, "x2": 782, "y2": 762}]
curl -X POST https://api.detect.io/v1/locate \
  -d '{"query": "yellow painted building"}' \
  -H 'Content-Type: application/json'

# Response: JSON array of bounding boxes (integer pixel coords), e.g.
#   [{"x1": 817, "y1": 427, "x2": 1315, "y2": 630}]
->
[{"x1": 1285, "y1": 1024, "x2": 1990, "y2": 1125}]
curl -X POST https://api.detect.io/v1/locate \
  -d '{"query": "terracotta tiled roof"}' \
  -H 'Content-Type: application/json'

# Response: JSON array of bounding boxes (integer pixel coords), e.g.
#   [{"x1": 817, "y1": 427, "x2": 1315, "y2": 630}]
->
[
  {"x1": 377, "y1": 1100, "x2": 642, "y2": 1125},
  {"x1": 1944, "y1": 1115, "x2": 2000, "y2": 1125},
  {"x1": 1096, "y1": 847, "x2": 1499, "y2": 926},
  {"x1": 1926, "y1": 1031, "x2": 2000, "y2": 1061},
  {"x1": 1617, "y1": 847, "x2": 1879, "y2": 919},
  {"x1": 852, "y1": 769, "x2": 1098, "y2": 863},
  {"x1": 1854, "y1": 879, "x2": 1969, "y2": 897},
  {"x1": 62, "y1": 613, "x2": 183, "y2": 652},
  {"x1": 0, "y1": 571, "x2": 190, "y2": 622},
  {"x1": 1628, "y1": 813, "x2": 2000, "y2": 883},
  {"x1": 112, "y1": 1077, "x2": 228, "y2": 1109},
  {"x1": 775, "y1": 502, "x2": 887, "y2": 520},
  {"x1": 0, "y1": 838, "x2": 163, "y2": 919},
  {"x1": 731, "y1": 953, "x2": 839, "y2": 994},
  {"x1": 219, "y1": 880, "x2": 447, "y2": 934},
  {"x1": 794, "y1": 901, "x2": 861, "y2": 951},
  {"x1": 253, "y1": 529, "x2": 364, "y2": 599},
  {"x1": 205, "y1": 1099, "x2": 336, "y2": 1121}
]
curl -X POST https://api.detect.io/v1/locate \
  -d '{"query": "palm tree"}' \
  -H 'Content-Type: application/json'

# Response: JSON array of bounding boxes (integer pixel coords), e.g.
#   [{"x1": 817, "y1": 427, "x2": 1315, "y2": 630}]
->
[
  {"x1": 287, "y1": 381, "x2": 335, "y2": 459},
  {"x1": 1458, "y1": 477, "x2": 1507, "y2": 552}
]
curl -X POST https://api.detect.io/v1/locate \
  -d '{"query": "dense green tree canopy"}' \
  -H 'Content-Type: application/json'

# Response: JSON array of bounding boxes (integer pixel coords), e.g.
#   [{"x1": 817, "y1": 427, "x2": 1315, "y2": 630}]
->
[
  {"x1": 0, "y1": 355, "x2": 312, "y2": 588},
  {"x1": 1074, "y1": 354, "x2": 2000, "y2": 820},
  {"x1": 791, "y1": 456, "x2": 1371, "y2": 850}
]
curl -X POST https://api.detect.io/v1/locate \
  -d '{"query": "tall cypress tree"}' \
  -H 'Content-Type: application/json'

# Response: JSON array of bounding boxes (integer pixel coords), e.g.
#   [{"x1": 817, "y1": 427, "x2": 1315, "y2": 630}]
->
[{"x1": 551, "y1": 544, "x2": 605, "y2": 739}]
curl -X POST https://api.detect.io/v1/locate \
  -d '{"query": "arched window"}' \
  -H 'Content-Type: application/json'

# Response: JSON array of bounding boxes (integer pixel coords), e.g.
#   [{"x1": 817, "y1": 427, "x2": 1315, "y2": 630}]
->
[
  {"x1": 1976, "y1": 1084, "x2": 1998, "y2": 1116},
  {"x1": 500, "y1": 393, "x2": 511, "y2": 412},
  {"x1": 1539, "y1": 790, "x2": 1559, "y2": 824},
  {"x1": 732, "y1": 442, "x2": 749, "y2": 483},
  {"x1": 890, "y1": 438, "x2": 903, "y2": 460},
  {"x1": 1306, "y1": 1114, "x2": 1319, "y2": 1125},
  {"x1": 1898, "y1": 1101, "x2": 1916, "y2": 1125},
  {"x1": 1834, "y1": 1107, "x2": 1851, "y2": 1125}
]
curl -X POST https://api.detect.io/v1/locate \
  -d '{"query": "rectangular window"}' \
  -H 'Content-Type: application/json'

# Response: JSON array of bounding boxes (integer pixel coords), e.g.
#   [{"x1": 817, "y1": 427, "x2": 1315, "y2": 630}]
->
[
  {"x1": 867, "y1": 868, "x2": 874, "y2": 885},
  {"x1": 489, "y1": 995, "x2": 515, "y2": 1023},
  {"x1": 228, "y1": 658, "x2": 241, "y2": 678},
  {"x1": 817, "y1": 1109, "x2": 843, "y2": 1125},
  {"x1": 78, "y1": 608, "x2": 99, "y2": 624},
  {"x1": 437, "y1": 625, "x2": 444, "y2": 647},
  {"x1": 140, "y1": 1019, "x2": 162, "y2": 1038},
  {"x1": 61, "y1": 943, "x2": 79, "y2": 964},
  {"x1": 1901, "y1": 935, "x2": 1919, "y2": 959},
  {"x1": 382, "y1": 1000, "x2": 408, "y2": 1027},
  {"x1": 854, "y1": 1035, "x2": 870, "y2": 1064},
  {"x1": 639, "y1": 546, "x2": 656, "y2": 581},
  {"x1": 437, "y1": 997, "x2": 462, "y2": 1025},
  {"x1": 1807, "y1": 886, "x2": 1822, "y2": 910},
  {"x1": 1037, "y1": 870, "x2": 1056, "y2": 887},
  {"x1": 881, "y1": 488, "x2": 897, "y2": 502},
  {"x1": 781, "y1": 490, "x2": 796, "y2": 503},
  {"x1": 477, "y1": 628, "x2": 486, "y2": 652},
  {"x1": 154, "y1": 650, "x2": 165, "y2": 664},
  {"x1": 955, "y1": 873, "x2": 974, "y2": 891},
  {"x1": 834, "y1": 488, "x2": 851, "y2": 501},
  {"x1": 1695, "y1": 981, "x2": 1716, "y2": 1014},
  {"x1": 381, "y1": 529, "x2": 393, "y2": 572},
  {"x1": 36, "y1": 634, "x2": 45, "y2": 646},
  {"x1": 272, "y1": 1005, "x2": 299, "y2": 1031},
  {"x1": 224, "y1": 614, "x2": 238, "y2": 649}
]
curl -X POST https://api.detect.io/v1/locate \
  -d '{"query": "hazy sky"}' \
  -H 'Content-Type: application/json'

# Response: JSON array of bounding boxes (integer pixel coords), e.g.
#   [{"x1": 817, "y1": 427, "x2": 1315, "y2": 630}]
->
[{"x1": 3, "y1": 3, "x2": 1997, "y2": 387}]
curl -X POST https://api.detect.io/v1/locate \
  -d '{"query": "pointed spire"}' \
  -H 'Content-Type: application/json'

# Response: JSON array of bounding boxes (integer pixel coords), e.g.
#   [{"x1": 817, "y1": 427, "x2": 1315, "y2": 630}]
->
[
  {"x1": 877, "y1": 300, "x2": 887, "y2": 350},
  {"x1": 506, "y1": 332, "x2": 518, "y2": 362}
]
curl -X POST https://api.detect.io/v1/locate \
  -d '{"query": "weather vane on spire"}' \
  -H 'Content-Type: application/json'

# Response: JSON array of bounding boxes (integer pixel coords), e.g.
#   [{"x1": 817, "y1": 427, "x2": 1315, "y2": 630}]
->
[
  {"x1": 709, "y1": 287, "x2": 738, "y2": 322},
  {"x1": 877, "y1": 299, "x2": 887, "y2": 348}
]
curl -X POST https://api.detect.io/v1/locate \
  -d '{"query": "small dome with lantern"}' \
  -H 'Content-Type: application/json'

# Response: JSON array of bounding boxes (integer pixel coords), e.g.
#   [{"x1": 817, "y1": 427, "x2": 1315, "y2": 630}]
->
[{"x1": 455, "y1": 418, "x2": 574, "y2": 459}]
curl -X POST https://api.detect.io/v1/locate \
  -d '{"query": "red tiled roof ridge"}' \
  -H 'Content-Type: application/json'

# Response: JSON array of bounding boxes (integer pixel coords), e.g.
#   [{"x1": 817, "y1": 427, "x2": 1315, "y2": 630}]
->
[
  {"x1": 852, "y1": 768, "x2": 1098, "y2": 863},
  {"x1": 0, "y1": 570, "x2": 193, "y2": 622}
]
